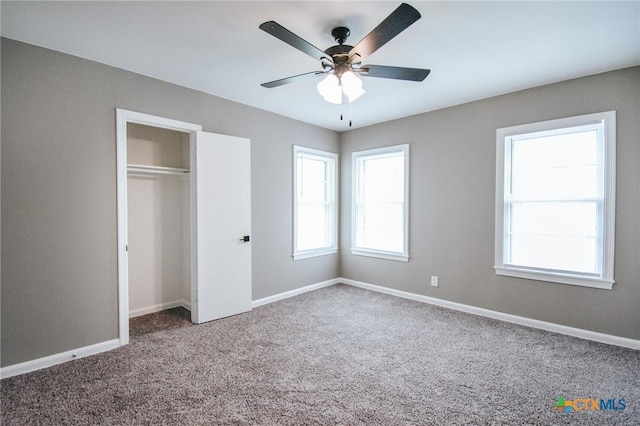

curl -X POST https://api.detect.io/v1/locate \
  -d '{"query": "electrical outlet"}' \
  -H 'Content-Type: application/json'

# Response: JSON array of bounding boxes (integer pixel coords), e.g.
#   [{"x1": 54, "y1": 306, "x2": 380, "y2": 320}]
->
[{"x1": 430, "y1": 276, "x2": 439, "y2": 287}]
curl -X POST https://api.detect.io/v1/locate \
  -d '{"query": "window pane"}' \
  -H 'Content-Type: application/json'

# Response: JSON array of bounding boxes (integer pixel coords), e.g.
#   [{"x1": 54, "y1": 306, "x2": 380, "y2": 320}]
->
[
  {"x1": 359, "y1": 203, "x2": 404, "y2": 252},
  {"x1": 511, "y1": 130, "x2": 598, "y2": 169},
  {"x1": 298, "y1": 180, "x2": 326, "y2": 203},
  {"x1": 297, "y1": 204, "x2": 329, "y2": 251},
  {"x1": 509, "y1": 202, "x2": 597, "y2": 238},
  {"x1": 353, "y1": 145, "x2": 408, "y2": 259},
  {"x1": 509, "y1": 234, "x2": 597, "y2": 274},
  {"x1": 294, "y1": 147, "x2": 336, "y2": 257},
  {"x1": 299, "y1": 157, "x2": 326, "y2": 180},
  {"x1": 506, "y1": 127, "x2": 602, "y2": 274},
  {"x1": 510, "y1": 130, "x2": 599, "y2": 200},
  {"x1": 511, "y1": 164, "x2": 598, "y2": 200},
  {"x1": 298, "y1": 157, "x2": 327, "y2": 203},
  {"x1": 507, "y1": 201, "x2": 598, "y2": 273},
  {"x1": 362, "y1": 156, "x2": 404, "y2": 203}
]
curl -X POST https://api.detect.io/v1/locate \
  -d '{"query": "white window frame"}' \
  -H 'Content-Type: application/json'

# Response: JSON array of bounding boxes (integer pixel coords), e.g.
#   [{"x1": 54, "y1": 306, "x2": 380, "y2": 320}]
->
[
  {"x1": 352, "y1": 144, "x2": 410, "y2": 262},
  {"x1": 293, "y1": 145, "x2": 338, "y2": 260},
  {"x1": 495, "y1": 111, "x2": 616, "y2": 290}
]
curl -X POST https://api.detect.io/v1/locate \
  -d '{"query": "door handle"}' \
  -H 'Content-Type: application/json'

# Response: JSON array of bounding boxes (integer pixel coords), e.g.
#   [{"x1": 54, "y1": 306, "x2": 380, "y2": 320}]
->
[{"x1": 239, "y1": 235, "x2": 250, "y2": 242}]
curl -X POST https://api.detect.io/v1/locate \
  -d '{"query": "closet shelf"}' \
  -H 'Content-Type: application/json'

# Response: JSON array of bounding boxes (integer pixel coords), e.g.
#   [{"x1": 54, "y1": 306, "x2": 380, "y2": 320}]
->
[{"x1": 127, "y1": 164, "x2": 190, "y2": 176}]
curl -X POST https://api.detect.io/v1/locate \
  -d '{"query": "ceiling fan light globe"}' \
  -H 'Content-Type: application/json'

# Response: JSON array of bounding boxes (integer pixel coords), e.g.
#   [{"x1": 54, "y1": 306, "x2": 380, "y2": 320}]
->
[
  {"x1": 317, "y1": 74, "x2": 342, "y2": 104},
  {"x1": 345, "y1": 87, "x2": 365, "y2": 103},
  {"x1": 323, "y1": 90, "x2": 343, "y2": 104},
  {"x1": 341, "y1": 71, "x2": 365, "y2": 103}
]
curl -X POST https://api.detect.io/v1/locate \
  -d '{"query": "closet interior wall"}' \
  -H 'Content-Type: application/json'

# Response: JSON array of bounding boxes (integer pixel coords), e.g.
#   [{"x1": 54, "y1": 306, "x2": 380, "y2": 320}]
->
[{"x1": 126, "y1": 123, "x2": 191, "y2": 317}]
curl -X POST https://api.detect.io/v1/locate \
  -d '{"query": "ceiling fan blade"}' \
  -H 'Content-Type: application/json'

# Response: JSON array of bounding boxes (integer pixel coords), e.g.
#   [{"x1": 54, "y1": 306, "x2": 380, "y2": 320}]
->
[
  {"x1": 349, "y1": 3, "x2": 421, "y2": 62},
  {"x1": 360, "y1": 65, "x2": 430, "y2": 81},
  {"x1": 261, "y1": 70, "x2": 327, "y2": 88},
  {"x1": 260, "y1": 21, "x2": 331, "y2": 63}
]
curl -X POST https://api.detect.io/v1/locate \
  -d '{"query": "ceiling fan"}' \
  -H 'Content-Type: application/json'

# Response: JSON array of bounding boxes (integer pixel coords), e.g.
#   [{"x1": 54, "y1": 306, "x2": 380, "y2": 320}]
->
[{"x1": 259, "y1": 3, "x2": 430, "y2": 106}]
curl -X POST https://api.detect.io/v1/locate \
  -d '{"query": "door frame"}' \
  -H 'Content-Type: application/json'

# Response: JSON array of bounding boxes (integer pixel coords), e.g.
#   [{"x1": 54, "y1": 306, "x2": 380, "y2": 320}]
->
[{"x1": 116, "y1": 108, "x2": 202, "y2": 346}]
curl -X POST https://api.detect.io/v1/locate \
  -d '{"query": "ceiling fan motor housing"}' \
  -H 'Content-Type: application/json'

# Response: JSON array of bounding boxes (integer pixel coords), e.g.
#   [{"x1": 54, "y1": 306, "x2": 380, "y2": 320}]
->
[
  {"x1": 325, "y1": 44, "x2": 353, "y2": 64},
  {"x1": 325, "y1": 26, "x2": 359, "y2": 75}
]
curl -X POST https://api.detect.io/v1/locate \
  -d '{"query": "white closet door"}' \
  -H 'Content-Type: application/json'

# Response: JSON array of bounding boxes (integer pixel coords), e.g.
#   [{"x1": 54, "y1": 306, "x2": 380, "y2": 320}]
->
[{"x1": 192, "y1": 131, "x2": 252, "y2": 324}]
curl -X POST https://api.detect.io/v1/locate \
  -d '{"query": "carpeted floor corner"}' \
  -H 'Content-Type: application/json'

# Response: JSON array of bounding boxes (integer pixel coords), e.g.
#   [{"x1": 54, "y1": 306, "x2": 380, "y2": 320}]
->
[{"x1": 1, "y1": 284, "x2": 639, "y2": 425}]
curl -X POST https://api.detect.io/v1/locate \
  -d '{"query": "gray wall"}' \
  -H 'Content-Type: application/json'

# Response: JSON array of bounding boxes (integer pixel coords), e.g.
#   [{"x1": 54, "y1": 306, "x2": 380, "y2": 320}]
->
[
  {"x1": 1, "y1": 38, "x2": 340, "y2": 367},
  {"x1": 340, "y1": 66, "x2": 640, "y2": 340},
  {"x1": 2, "y1": 37, "x2": 638, "y2": 369}
]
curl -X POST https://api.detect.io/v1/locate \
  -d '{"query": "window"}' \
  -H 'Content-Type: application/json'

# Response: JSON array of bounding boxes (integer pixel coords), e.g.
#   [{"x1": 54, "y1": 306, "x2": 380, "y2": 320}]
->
[
  {"x1": 495, "y1": 111, "x2": 616, "y2": 289},
  {"x1": 293, "y1": 146, "x2": 338, "y2": 260},
  {"x1": 352, "y1": 144, "x2": 409, "y2": 262}
]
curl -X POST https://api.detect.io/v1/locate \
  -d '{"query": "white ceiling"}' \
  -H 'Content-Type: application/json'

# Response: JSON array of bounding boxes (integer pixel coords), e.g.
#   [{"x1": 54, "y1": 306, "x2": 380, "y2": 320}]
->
[{"x1": 2, "y1": 1, "x2": 639, "y2": 131}]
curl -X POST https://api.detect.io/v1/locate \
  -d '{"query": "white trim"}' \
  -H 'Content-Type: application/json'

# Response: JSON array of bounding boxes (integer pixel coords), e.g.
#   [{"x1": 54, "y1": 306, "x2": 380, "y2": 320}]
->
[
  {"x1": 0, "y1": 339, "x2": 120, "y2": 379},
  {"x1": 292, "y1": 145, "x2": 339, "y2": 260},
  {"x1": 495, "y1": 266, "x2": 613, "y2": 290},
  {"x1": 129, "y1": 299, "x2": 191, "y2": 318},
  {"x1": 339, "y1": 278, "x2": 640, "y2": 350},
  {"x1": 116, "y1": 108, "x2": 202, "y2": 346},
  {"x1": 292, "y1": 248, "x2": 338, "y2": 260},
  {"x1": 117, "y1": 109, "x2": 203, "y2": 133},
  {"x1": 351, "y1": 248, "x2": 409, "y2": 262},
  {"x1": 251, "y1": 278, "x2": 340, "y2": 308},
  {"x1": 494, "y1": 111, "x2": 616, "y2": 288},
  {"x1": 351, "y1": 144, "x2": 410, "y2": 260},
  {"x1": 602, "y1": 111, "x2": 617, "y2": 285}
]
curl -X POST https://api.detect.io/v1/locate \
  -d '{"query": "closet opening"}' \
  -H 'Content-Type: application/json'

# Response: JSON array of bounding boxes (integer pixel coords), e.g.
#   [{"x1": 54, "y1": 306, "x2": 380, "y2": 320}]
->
[{"x1": 126, "y1": 123, "x2": 193, "y2": 337}]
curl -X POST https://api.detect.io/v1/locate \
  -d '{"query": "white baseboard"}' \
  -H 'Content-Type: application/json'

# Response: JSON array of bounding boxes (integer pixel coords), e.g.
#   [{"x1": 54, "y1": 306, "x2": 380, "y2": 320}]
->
[
  {"x1": 4, "y1": 278, "x2": 636, "y2": 379},
  {"x1": 0, "y1": 339, "x2": 120, "y2": 380},
  {"x1": 129, "y1": 299, "x2": 191, "y2": 318},
  {"x1": 252, "y1": 278, "x2": 340, "y2": 308},
  {"x1": 340, "y1": 278, "x2": 640, "y2": 350}
]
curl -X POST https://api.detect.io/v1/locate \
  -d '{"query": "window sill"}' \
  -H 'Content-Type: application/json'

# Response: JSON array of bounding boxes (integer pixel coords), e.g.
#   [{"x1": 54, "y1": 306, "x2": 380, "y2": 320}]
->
[
  {"x1": 293, "y1": 248, "x2": 338, "y2": 261},
  {"x1": 351, "y1": 248, "x2": 409, "y2": 262},
  {"x1": 494, "y1": 266, "x2": 613, "y2": 290}
]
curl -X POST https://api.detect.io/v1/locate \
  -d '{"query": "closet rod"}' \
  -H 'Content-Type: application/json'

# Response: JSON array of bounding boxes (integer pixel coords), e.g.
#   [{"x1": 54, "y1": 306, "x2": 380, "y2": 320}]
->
[{"x1": 127, "y1": 164, "x2": 190, "y2": 176}]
